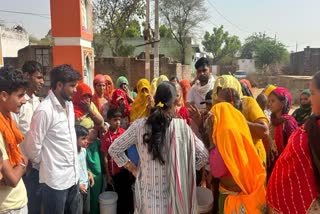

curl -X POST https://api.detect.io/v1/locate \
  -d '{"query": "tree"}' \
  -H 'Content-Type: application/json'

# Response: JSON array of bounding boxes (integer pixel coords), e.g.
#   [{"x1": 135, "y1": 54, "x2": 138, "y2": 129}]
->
[
  {"x1": 124, "y1": 20, "x2": 141, "y2": 38},
  {"x1": 94, "y1": 0, "x2": 144, "y2": 56},
  {"x1": 241, "y1": 33, "x2": 289, "y2": 67},
  {"x1": 160, "y1": 0, "x2": 207, "y2": 64},
  {"x1": 159, "y1": 25, "x2": 172, "y2": 39},
  {"x1": 202, "y1": 25, "x2": 241, "y2": 65},
  {"x1": 29, "y1": 30, "x2": 54, "y2": 45}
]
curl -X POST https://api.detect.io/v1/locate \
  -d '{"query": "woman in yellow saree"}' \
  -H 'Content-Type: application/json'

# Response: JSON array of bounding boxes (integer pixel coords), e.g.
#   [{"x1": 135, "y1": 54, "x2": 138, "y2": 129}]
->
[
  {"x1": 130, "y1": 78, "x2": 154, "y2": 123},
  {"x1": 210, "y1": 102, "x2": 266, "y2": 213},
  {"x1": 212, "y1": 75, "x2": 269, "y2": 167}
]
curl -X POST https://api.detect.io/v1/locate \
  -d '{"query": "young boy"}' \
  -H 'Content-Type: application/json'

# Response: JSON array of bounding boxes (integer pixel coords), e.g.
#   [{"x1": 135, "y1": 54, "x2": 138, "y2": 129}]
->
[
  {"x1": 100, "y1": 107, "x2": 134, "y2": 213},
  {"x1": 0, "y1": 66, "x2": 28, "y2": 213},
  {"x1": 75, "y1": 125, "x2": 94, "y2": 214}
]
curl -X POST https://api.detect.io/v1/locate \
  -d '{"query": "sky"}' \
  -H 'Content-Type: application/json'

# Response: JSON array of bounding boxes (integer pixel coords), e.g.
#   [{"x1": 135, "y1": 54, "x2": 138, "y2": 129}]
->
[{"x1": 1, "y1": 0, "x2": 319, "y2": 52}]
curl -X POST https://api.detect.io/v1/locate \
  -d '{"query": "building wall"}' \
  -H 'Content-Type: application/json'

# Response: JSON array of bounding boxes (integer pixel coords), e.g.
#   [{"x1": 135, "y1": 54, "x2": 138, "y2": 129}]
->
[
  {"x1": 290, "y1": 47, "x2": 320, "y2": 75},
  {"x1": 0, "y1": 26, "x2": 29, "y2": 58},
  {"x1": 101, "y1": 38, "x2": 193, "y2": 65},
  {"x1": 94, "y1": 57, "x2": 192, "y2": 87},
  {"x1": 237, "y1": 59, "x2": 256, "y2": 73}
]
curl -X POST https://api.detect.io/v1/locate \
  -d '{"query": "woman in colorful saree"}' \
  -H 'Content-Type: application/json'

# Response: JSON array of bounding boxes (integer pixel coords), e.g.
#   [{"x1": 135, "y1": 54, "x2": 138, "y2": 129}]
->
[
  {"x1": 130, "y1": 78, "x2": 153, "y2": 123},
  {"x1": 92, "y1": 74, "x2": 109, "y2": 118},
  {"x1": 104, "y1": 74, "x2": 114, "y2": 101},
  {"x1": 212, "y1": 75, "x2": 269, "y2": 167},
  {"x1": 109, "y1": 89, "x2": 130, "y2": 129},
  {"x1": 116, "y1": 76, "x2": 137, "y2": 103},
  {"x1": 72, "y1": 82, "x2": 104, "y2": 129},
  {"x1": 109, "y1": 81, "x2": 208, "y2": 213},
  {"x1": 209, "y1": 102, "x2": 266, "y2": 214},
  {"x1": 267, "y1": 87, "x2": 298, "y2": 177},
  {"x1": 266, "y1": 72, "x2": 320, "y2": 213}
]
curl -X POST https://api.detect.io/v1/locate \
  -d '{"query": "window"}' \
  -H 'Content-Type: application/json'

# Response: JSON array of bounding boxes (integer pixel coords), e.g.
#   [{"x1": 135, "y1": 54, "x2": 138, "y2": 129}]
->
[{"x1": 35, "y1": 48, "x2": 49, "y2": 66}]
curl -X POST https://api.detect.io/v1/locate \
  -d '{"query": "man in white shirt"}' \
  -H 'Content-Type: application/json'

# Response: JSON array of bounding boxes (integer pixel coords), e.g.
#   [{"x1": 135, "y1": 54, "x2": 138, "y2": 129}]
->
[
  {"x1": 12, "y1": 61, "x2": 44, "y2": 214},
  {"x1": 187, "y1": 57, "x2": 215, "y2": 110},
  {"x1": 25, "y1": 64, "x2": 82, "y2": 214}
]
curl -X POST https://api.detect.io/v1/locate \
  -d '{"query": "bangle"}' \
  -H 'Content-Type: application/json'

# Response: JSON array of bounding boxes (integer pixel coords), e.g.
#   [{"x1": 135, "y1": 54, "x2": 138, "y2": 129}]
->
[{"x1": 18, "y1": 162, "x2": 26, "y2": 169}]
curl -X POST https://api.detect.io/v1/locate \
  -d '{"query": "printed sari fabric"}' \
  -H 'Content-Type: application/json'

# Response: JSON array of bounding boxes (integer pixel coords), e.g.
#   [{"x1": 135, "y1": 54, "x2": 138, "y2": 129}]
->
[
  {"x1": 130, "y1": 79, "x2": 152, "y2": 122},
  {"x1": 267, "y1": 126, "x2": 319, "y2": 214},
  {"x1": 211, "y1": 102, "x2": 266, "y2": 214}
]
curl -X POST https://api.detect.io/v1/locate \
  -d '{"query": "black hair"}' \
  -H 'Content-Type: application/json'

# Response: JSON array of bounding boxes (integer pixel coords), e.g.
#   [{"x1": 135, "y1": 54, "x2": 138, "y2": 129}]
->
[
  {"x1": 195, "y1": 57, "x2": 210, "y2": 69},
  {"x1": 0, "y1": 66, "x2": 28, "y2": 94},
  {"x1": 305, "y1": 71, "x2": 320, "y2": 193},
  {"x1": 22, "y1": 60, "x2": 44, "y2": 75},
  {"x1": 75, "y1": 125, "x2": 89, "y2": 139},
  {"x1": 0, "y1": 149, "x2": 2, "y2": 160},
  {"x1": 170, "y1": 76, "x2": 179, "y2": 82},
  {"x1": 107, "y1": 107, "x2": 122, "y2": 120},
  {"x1": 50, "y1": 64, "x2": 82, "y2": 90},
  {"x1": 143, "y1": 82, "x2": 177, "y2": 164},
  {"x1": 256, "y1": 93, "x2": 268, "y2": 111},
  {"x1": 218, "y1": 88, "x2": 242, "y2": 110},
  {"x1": 240, "y1": 82, "x2": 253, "y2": 97}
]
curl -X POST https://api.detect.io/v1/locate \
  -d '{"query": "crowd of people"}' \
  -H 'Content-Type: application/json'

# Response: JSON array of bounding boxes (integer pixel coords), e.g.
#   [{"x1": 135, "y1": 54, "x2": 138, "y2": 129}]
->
[{"x1": 0, "y1": 57, "x2": 319, "y2": 214}]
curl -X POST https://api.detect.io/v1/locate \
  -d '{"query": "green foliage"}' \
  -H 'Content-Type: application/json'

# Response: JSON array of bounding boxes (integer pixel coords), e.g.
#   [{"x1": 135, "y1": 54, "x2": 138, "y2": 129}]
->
[
  {"x1": 93, "y1": 33, "x2": 105, "y2": 58},
  {"x1": 94, "y1": 0, "x2": 145, "y2": 56},
  {"x1": 159, "y1": 25, "x2": 172, "y2": 39},
  {"x1": 160, "y1": 0, "x2": 207, "y2": 64},
  {"x1": 29, "y1": 30, "x2": 54, "y2": 45},
  {"x1": 118, "y1": 43, "x2": 136, "y2": 57},
  {"x1": 124, "y1": 20, "x2": 141, "y2": 38},
  {"x1": 241, "y1": 33, "x2": 289, "y2": 67},
  {"x1": 202, "y1": 25, "x2": 241, "y2": 65}
]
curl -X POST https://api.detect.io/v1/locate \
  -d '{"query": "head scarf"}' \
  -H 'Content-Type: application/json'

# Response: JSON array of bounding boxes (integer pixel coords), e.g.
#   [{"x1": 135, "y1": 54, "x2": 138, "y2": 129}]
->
[
  {"x1": 211, "y1": 102, "x2": 266, "y2": 213},
  {"x1": 116, "y1": 76, "x2": 129, "y2": 88},
  {"x1": 93, "y1": 74, "x2": 105, "y2": 86},
  {"x1": 239, "y1": 79, "x2": 253, "y2": 97},
  {"x1": 72, "y1": 82, "x2": 93, "y2": 118},
  {"x1": 150, "y1": 78, "x2": 158, "y2": 96},
  {"x1": 92, "y1": 74, "x2": 107, "y2": 112},
  {"x1": 270, "y1": 87, "x2": 292, "y2": 114},
  {"x1": 179, "y1": 79, "x2": 191, "y2": 105},
  {"x1": 264, "y1": 84, "x2": 276, "y2": 97},
  {"x1": 104, "y1": 75, "x2": 114, "y2": 101},
  {"x1": 156, "y1": 75, "x2": 169, "y2": 86},
  {"x1": 302, "y1": 89, "x2": 311, "y2": 97},
  {"x1": 0, "y1": 113, "x2": 24, "y2": 166},
  {"x1": 130, "y1": 79, "x2": 152, "y2": 122},
  {"x1": 110, "y1": 89, "x2": 130, "y2": 117},
  {"x1": 212, "y1": 75, "x2": 243, "y2": 103}
]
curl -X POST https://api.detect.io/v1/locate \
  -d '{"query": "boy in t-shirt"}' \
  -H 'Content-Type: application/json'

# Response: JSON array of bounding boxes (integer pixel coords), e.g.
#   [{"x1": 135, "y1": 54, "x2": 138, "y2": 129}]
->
[
  {"x1": 75, "y1": 125, "x2": 94, "y2": 214},
  {"x1": 0, "y1": 66, "x2": 28, "y2": 213},
  {"x1": 101, "y1": 107, "x2": 134, "y2": 213}
]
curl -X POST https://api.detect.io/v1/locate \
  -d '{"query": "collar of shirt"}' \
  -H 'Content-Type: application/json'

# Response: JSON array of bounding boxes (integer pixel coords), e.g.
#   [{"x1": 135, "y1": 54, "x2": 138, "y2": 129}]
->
[{"x1": 48, "y1": 90, "x2": 72, "y2": 112}]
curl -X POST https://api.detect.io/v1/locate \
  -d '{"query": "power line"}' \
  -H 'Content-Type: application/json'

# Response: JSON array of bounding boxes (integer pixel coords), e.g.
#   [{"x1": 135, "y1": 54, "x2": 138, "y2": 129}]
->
[
  {"x1": 0, "y1": 10, "x2": 50, "y2": 19},
  {"x1": 206, "y1": 0, "x2": 251, "y2": 34}
]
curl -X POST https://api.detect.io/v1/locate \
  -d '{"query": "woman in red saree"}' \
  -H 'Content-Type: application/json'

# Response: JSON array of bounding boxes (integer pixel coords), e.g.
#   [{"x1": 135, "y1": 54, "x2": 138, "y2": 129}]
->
[
  {"x1": 266, "y1": 72, "x2": 320, "y2": 213},
  {"x1": 267, "y1": 87, "x2": 298, "y2": 178}
]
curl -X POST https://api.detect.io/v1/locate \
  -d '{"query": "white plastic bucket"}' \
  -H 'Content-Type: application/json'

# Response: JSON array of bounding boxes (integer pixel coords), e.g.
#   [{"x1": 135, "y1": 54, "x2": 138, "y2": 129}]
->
[
  {"x1": 99, "y1": 191, "x2": 118, "y2": 214},
  {"x1": 197, "y1": 186, "x2": 214, "y2": 214}
]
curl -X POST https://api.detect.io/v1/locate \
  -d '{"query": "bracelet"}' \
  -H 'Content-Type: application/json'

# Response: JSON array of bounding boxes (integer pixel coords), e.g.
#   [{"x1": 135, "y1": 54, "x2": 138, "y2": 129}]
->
[{"x1": 18, "y1": 162, "x2": 26, "y2": 169}]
